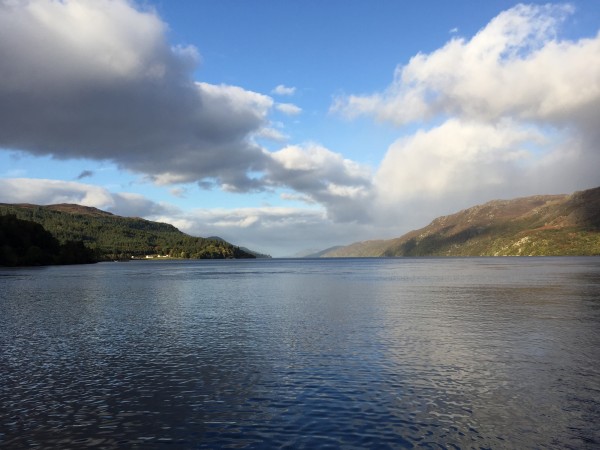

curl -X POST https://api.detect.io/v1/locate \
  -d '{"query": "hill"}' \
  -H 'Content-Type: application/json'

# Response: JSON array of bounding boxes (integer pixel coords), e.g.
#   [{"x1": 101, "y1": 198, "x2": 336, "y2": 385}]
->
[
  {"x1": 301, "y1": 246, "x2": 344, "y2": 258},
  {"x1": 0, "y1": 214, "x2": 96, "y2": 266},
  {"x1": 0, "y1": 203, "x2": 255, "y2": 260},
  {"x1": 206, "y1": 236, "x2": 271, "y2": 258},
  {"x1": 317, "y1": 186, "x2": 600, "y2": 257}
]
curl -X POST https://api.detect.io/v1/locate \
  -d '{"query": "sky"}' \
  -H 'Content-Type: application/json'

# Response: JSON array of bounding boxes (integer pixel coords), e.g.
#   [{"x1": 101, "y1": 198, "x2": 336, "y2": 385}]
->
[{"x1": 1, "y1": 0, "x2": 599, "y2": 257}]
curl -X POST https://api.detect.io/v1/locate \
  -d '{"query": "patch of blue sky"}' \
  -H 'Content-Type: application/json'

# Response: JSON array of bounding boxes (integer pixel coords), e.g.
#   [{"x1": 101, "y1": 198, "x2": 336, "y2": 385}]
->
[{"x1": 0, "y1": 152, "x2": 91, "y2": 182}]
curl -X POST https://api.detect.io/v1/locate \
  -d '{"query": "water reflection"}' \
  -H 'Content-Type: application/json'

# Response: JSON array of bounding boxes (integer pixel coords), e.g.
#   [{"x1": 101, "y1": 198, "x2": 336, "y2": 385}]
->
[{"x1": 1, "y1": 258, "x2": 599, "y2": 448}]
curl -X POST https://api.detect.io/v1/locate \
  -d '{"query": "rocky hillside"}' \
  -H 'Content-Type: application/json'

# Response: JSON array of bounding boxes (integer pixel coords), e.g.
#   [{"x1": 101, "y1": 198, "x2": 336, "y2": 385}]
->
[{"x1": 319, "y1": 186, "x2": 600, "y2": 257}]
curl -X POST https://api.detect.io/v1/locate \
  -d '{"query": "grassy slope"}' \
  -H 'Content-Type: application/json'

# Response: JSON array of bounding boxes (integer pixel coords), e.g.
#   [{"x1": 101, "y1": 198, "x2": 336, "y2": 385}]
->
[{"x1": 321, "y1": 186, "x2": 600, "y2": 257}]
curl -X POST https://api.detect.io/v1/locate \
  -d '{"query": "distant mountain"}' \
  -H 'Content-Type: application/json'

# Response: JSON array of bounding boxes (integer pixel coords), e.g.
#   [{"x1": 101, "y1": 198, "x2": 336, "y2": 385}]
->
[
  {"x1": 0, "y1": 203, "x2": 256, "y2": 260},
  {"x1": 240, "y1": 247, "x2": 271, "y2": 259},
  {"x1": 207, "y1": 236, "x2": 271, "y2": 258},
  {"x1": 317, "y1": 186, "x2": 600, "y2": 257},
  {"x1": 309, "y1": 241, "x2": 389, "y2": 258},
  {"x1": 301, "y1": 246, "x2": 345, "y2": 258}
]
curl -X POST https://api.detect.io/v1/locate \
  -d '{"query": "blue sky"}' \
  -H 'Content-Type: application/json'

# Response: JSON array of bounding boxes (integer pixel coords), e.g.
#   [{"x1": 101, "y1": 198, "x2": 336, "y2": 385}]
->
[{"x1": 1, "y1": 0, "x2": 599, "y2": 256}]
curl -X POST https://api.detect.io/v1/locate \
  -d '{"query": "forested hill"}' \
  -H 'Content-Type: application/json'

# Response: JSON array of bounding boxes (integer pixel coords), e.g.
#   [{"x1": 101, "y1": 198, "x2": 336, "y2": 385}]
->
[
  {"x1": 318, "y1": 186, "x2": 600, "y2": 257},
  {"x1": 0, "y1": 214, "x2": 96, "y2": 266},
  {"x1": 0, "y1": 203, "x2": 255, "y2": 260}
]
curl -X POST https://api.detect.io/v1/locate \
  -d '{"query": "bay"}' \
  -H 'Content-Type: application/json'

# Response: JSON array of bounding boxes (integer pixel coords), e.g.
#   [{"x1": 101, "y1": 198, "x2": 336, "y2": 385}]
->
[{"x1": 1, "y1": 257, "x2": 599, "y2": 448}]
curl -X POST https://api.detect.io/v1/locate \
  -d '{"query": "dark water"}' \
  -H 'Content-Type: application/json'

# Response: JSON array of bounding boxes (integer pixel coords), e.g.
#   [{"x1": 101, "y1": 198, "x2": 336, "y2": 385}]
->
[{"x1": 1, "y1": 257, "x2": 599, "y2": 449}]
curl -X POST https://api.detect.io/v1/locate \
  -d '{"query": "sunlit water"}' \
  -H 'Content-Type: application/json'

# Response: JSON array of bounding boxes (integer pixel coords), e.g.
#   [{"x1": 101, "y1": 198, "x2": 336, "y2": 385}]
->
[{"x1": 1, "y1": 257, "x2": 599, "y2": 449}]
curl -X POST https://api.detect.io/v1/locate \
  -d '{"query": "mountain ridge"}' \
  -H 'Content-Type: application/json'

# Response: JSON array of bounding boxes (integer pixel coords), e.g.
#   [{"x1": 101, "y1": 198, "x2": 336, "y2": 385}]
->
[
  {"x1": 316, "y1": 186, "x2": 600, "y2": 257},
  {"x1": 10, "y1": 203, "x2": 116, "y2": 217}
]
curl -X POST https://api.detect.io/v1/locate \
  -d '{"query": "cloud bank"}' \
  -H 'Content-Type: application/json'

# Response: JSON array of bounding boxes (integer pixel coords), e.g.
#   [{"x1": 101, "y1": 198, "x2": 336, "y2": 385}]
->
[
  {"x1": 266, "y1": 144, "x2": 373, "y2": 222},
  {"x1": 0, "y1": 0, "x2": 371, "y2": 218},
  {"x1": 0, "y1": 0, "x2": 271, "y2": 189},
  {"x1": 334, "y1": 3, "x2": 600, "y2": 221},
  {"x1": 333, "y1": 4, "x2": 597, "y2": 126},
  {"x1": 0, "y1": 178, "x2": 173, "y2": 217},
  {"x1": 0, "y1": 178, "x2": 371, "y2": 256}
]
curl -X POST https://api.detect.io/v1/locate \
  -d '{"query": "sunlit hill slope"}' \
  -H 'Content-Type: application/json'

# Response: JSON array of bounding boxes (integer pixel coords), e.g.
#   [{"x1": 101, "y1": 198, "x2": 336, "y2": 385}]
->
[{"x1": 317, "y1": 186, "x2": 600, "y2": 257}]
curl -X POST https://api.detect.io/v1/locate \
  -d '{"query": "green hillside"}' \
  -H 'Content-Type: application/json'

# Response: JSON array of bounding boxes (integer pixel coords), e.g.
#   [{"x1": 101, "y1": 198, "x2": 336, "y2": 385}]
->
[
  {"x1": 0, "y1": 203, "x2": 255, "y2": 260},
  {"x1": 318, "y1": 186, "x2": 600, "y2": 257},
  {"x1": 0, "y1": 214, "x2": 96, "y2": 266}
]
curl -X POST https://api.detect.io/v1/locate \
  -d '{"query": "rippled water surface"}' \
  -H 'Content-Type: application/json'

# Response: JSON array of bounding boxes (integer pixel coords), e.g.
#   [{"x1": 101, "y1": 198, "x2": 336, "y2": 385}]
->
[{"x1": 1, "y1": 257, "x2": 599, "y2": 448}]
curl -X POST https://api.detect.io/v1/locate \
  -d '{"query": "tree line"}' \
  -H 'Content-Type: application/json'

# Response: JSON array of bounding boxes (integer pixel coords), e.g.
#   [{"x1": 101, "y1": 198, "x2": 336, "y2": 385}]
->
[
  {"x1": 0, "y1": 214, "x2": 96, "y2": 266},
  {"x1": 0, "y1": 204, "x2": 255, "y2": 264}
]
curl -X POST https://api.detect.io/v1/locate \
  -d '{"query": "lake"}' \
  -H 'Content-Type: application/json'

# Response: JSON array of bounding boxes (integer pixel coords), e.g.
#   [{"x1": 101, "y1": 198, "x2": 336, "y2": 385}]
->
[{"x1": 1, "y1": 257, "x2": 599, "y2": 448}]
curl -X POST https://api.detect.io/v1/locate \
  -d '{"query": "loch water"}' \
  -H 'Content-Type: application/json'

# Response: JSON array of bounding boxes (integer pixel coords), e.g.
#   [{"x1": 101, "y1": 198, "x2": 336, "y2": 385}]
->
[{"x1": 1, "y1": 257, "x2": 599, "y2": 449}]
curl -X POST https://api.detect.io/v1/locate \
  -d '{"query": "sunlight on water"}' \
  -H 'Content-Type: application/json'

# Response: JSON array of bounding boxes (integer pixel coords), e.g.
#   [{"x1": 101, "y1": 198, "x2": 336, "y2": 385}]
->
[{"x1": 1, "y1": 257, "x2": 599, "y2": 448}]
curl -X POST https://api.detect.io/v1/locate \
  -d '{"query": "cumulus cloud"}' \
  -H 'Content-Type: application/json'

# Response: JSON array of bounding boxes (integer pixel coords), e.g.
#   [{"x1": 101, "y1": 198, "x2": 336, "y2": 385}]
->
[
  {"x1": 0, "y1": 178, "x2": 114, "y2": 207},
  {"x1": 370, "y1": 119, "x2": 583, "y2": 227},
  {"x1": 332, "y1": 4, "x2": 597, "y2": 126},
  {"x1": 275, "y1": 102, "x2": 302, "y2": 115},
  {"x1": 0, "y1": 0, "x2": 271, "y2": 190},
  {"x1": 266, "y1": 144, "x2": 374, "y2": 222},
  {"x1": 0, "y1": 0, "x2": 368, "y2": 222},
  {"x1": 271, "y1": 84, "x2": 296, "y2": 96},
  {"x1": 163, "y1": 206, "x2": 381, "y2": 257},
  {"x1": 375, "y1": 119, "x2": 538, "y2": 201},
  {"x1": 0, "y1": 178, "x2": 174, "y2": 217},
  {"x1": 169, "y1": 187, "x2": 188, "y2": 198},
  {"x1": 333, "y1": 3, "x2": 600, "y2": 223},
  {"x1": 110, "y1": 192, "x2": 178, "y2": 217},
  {"x1": 280, "y1": 192, "x2": 316, "y2": 204},
  {"x1": 255, "y1": 127, "x2": 289, "y2": 142}
]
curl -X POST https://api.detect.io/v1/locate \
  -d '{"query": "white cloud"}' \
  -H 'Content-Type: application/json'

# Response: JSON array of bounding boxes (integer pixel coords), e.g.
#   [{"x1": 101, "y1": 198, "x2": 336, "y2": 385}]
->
[
  {"x1": 332, "y1": 4, "x2": 599, "y2": 127},
  {"x1": 169, "y1": 187, "x2": 188, "y2": 198},
  {"x1": 110, "y1": 192, "x2": 179, "y2": 217},
  {"x1": 275, "y1": 102, "x2": 302, "y2": 115},
  {"x1": 255, "y1": 127, "x2": 289, "y2": 142},
  {"x1": 270, "y1": 144, "x2": 366, "y2": 177},
  {"x1": 375, "y1": 119, "x2": 538, "y2": 202},
  {"x1": 195, "y1": 82, "x2": 273, "y2": 120},
  {"x1": 165, "y1": 206, "x2": 381, "y2": 257},
  {"x1": 0, "y1": 0, "x2": 375, "y2": 230},
  {"x1": 332, "y1": 3, "x2": 600, "y2": 227},
  {"x1": 0, "y1": 178, "x2": 174, "y2": 217},
  {"x1": 0, "y1": 0, "x2": 272, "y2": 191},
  {"x1": 265, "y1": 143, "x2": 374, "y2": 222},
  {"x1": 271, "y1": 84, "x2": 296, "y2": 96},
  {"x1": 0, "y1": 176, "x2": 379, "y2": 256},
  {"x1": 0, "y1": 178, "x2": 115, "y2": 208},
  {"x1": 0, "y1": 0, "x2": 372, "y2": 221},
  {"x1": 280, "y1": 192, "x2": 316, "y2": 204}
]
